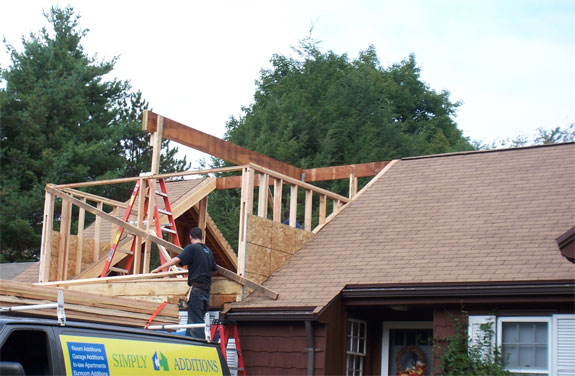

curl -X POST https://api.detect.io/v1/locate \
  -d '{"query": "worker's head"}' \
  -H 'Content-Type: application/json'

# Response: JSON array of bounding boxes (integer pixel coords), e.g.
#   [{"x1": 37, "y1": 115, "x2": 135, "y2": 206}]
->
[
  {"x1": 190, "y1": 227, "x2": 203, "y2": 241},
  {"x1": 283, "y1": 210, "x2": 290, "y2": 220}
]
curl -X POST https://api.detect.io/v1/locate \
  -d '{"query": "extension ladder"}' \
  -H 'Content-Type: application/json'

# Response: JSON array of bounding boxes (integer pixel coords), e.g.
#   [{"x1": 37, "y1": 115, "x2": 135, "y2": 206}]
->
[
  {"x1": 210, "y1": 321, "x2": 246, "y2": 376},
  {"x1": 100, "y1": 178, "x2": 181, "y2": 277}
]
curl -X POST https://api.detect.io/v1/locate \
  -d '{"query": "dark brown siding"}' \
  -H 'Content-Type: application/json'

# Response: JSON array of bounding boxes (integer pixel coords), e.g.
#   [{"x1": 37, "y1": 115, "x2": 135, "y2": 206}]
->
[
  {"x1": 237, "y1": 322, "x2": 327, "y2": 375},
  {"x1": 320, "y1": 298, "x2": 346, "y2": 375}
]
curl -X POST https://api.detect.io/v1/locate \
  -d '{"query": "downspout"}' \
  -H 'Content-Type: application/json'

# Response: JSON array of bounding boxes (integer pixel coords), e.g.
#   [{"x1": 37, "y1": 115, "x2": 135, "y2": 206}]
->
[{"x1": 305, "y1": 320, "x2": 314, "y2": 376}]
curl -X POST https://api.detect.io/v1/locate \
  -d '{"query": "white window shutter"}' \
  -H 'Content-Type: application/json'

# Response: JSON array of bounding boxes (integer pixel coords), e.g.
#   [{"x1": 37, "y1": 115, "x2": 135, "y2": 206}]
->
[
  {"x1": 468, "y1": 315, "x2": 496, "y2": 361},
  {"x1": 554, "y1": 314, "x2": 575, "y2": 376}
]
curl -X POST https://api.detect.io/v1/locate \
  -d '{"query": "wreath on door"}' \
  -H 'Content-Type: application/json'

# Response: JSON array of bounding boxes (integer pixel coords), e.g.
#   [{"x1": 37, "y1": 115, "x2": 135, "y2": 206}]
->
[{"x1": 396, "y1": 345, "x2": 426, "y2": 376}]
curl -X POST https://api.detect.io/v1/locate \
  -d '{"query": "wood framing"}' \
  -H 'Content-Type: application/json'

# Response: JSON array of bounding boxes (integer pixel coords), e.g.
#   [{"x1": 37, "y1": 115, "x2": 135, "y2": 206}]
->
[
  {"x1": 143, "y1": 110, "x2": 301, "y2": 179},
  {"x1": 237, "y1": 167, "x2": 254, "y2": 277},
  {"x1": 39, "y1": 190, "x2": 55, "y2": 282}
]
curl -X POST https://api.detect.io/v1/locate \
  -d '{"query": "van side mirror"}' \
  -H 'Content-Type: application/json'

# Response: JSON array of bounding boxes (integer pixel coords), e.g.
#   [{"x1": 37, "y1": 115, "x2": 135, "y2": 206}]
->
[{"x1": 0, "y1": 361, "x2": 25, "y2": 375}]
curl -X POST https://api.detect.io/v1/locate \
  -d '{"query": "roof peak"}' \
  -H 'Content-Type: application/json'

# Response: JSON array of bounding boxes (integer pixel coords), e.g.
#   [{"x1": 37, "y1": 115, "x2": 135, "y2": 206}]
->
[{"x1": 402, "y1": 142, "x2": 574, "y2": 161}]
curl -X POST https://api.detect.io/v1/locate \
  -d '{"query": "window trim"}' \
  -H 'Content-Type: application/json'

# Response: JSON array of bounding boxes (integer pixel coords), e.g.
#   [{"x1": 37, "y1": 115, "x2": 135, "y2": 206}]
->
[
  {"x1": 346, "y1": 318, "x2": 367, "y2": 376},
  {"x1": 496, "y1": 316, "x2": 553, "y2": 375}
]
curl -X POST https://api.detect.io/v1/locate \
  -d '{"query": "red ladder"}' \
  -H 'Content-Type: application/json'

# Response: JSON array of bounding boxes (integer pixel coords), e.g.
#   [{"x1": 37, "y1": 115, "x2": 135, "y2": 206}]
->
[
  {"x1": 210, "y1": 321, "x2": 246, "y2": 376},
  {"x1": 100, "y1": 178, "x2": 181, "y2": 277}
]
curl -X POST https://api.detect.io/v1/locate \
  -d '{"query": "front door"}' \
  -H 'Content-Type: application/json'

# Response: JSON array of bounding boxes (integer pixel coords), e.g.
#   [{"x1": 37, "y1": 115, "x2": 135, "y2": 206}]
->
[{"x1": 381, "y1": 322, "x2": 433, "y2": 376}]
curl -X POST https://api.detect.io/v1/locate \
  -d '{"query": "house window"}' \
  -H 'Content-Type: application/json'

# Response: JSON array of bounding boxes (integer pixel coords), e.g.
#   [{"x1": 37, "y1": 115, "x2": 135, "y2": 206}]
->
[
  {"x1": 497, "y1": 317, "x2": 551, "y2": 375},
  {"x1": 346, "y1": 318, "x2": 367, "y2": 376}
]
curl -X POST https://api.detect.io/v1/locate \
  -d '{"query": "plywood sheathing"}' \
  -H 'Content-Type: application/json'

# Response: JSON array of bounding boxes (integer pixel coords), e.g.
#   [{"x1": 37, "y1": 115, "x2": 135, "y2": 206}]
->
[{"x1": 245, "y1": 215, "x2": 314, "y2": 285}]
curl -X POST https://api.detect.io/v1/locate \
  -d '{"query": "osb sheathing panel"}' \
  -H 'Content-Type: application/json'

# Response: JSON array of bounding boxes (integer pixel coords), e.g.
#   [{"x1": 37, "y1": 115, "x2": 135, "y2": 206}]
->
[
  {"x1": 247, "y1": 215, "x2": 273, "y2": 248},
  {"x1": 246, "y1": 214, "x2": 313, "y2": 281},
  {"x1": 246, "y1": 244, "x2": 271, "y2": 279},
  {"x1": 270, "y1": 250, "x2": 291, "y2": 272},
  {"x1": 51, "y1": 232, "x2": 110, "y2": 281}
]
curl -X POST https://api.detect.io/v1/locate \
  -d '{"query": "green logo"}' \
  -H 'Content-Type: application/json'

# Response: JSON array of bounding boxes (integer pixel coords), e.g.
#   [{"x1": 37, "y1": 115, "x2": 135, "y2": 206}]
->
[{"x1": 152, "y1": 351, "x2": 169, "y2": 371}]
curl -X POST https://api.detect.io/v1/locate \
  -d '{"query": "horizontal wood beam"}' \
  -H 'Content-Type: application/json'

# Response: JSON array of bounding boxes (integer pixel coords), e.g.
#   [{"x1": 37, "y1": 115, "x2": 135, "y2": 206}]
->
[
  {"x1": 62, "y1": 188, "x2": 131, "y2": 209},
  {"x1": 143, "y1": 111, "x2": 302, "y2": 180},
  {"x1": 302, "y1": 161, "x2": 390, "y2": 182},
  {"x1": 53, "y1": 165, "x2": 244, "y2": 189},
  {"x1": 216, "y1": 161, "x2": 391, "y2": 189}
]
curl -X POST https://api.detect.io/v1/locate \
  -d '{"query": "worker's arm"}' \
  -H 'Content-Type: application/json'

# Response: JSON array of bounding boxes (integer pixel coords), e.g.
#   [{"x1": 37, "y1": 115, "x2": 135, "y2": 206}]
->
[{"x1": 151, "y1": 256, "x2": 181, "y2": 273}]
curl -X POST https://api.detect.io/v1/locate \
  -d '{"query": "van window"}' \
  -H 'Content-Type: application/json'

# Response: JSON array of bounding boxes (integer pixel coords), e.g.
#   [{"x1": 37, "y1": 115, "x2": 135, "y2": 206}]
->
[{"x1": 1, "y1": 330, "x2": 51, "y2": 375}]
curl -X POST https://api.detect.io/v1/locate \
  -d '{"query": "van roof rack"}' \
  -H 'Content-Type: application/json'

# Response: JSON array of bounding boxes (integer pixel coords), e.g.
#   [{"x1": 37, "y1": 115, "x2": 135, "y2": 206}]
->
[{"x1": 0, "y1": 290, "x2": 66, "y2": 326}]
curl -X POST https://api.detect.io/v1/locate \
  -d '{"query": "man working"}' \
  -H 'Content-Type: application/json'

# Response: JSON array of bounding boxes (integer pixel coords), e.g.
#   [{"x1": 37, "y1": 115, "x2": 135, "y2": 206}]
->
[{"x1": 151, "y1": 227, "x2": 216, "y2": 339}]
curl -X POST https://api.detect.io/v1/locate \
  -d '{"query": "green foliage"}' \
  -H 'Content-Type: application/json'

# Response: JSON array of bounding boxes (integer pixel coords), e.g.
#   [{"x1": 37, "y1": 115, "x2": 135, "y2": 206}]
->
[
  {"x1": 0, "y1": 6, "x2": 188, "y2": 261},
  {"x1": 210, "y1": 41, "x2": 474, "y2": 249},
  {"x1": 437, "y1": 312, "x2": 510, "y2": 376}
]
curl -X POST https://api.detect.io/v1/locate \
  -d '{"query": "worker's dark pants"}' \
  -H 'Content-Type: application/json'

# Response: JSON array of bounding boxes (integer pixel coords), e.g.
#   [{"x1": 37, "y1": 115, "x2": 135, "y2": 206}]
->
[{"x1": 187, "y1": 288, "x2": 209, "y2": 339}]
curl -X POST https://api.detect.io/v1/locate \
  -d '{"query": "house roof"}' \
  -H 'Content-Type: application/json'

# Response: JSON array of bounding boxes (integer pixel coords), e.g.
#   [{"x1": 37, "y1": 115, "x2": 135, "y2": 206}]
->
[
  {"x1": 231, "y1": 143, "x2": 575, "y2": 313},
  {"x1": 0, "y1": 262, "x2": 38, "y2": 281}
]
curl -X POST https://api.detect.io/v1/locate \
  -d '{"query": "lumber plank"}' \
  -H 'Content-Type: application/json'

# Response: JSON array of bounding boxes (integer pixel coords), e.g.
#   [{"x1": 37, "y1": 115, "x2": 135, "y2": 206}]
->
[
  {"x1": 216, "y1": 161, "x2": 392, "y2": 189},
  {"x1": 39, "y1": 190, "x2": 55, "y2": 282},
  {"x1": 93, "y1": 201, "x2": 103, "y2": 262},
  {"x1": 62, "y1": 188, "x2": 131, "y2": 209},
  {"x1": 304, "y1": 189, "x2": 313, "y2": 231},
  {"x1": 171, "y1": 178, "x2": 216, "y2": 218},
  {"x1": 257, "y1": 173, "x2": 269, "y2": 218},
  {"x1": 143, "y1": 110, "x2": 302, "y2": 179},
  {"x1": 289, "y1": 184, "x2": 298, "y2": 227},
  {"x1": 273, "y1": 178, "x2": 282, "y2": 222},
  {"x1": 237, "y1": 167, "x2": 254, "y2": 277},
  {"x1": 1, "y1": 280, "x2": 178, "y2": 318},
  {"x1": 302, "y1": 161, "x2": 390, "y2": 181},
  {"x1": 216, "y1": 266, "x2": 278, "y2": 300},
  {"x1": 75, "y1": 198, "x2": 86, "y2": 276},
  {"x1": 53, "y1": 165, "x2": 243, "y2": 189}
]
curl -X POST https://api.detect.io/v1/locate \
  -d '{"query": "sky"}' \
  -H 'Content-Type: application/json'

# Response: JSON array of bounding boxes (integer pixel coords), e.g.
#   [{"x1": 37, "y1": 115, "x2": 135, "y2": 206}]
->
[{"x1": 1, "y1": 0, "x2": 574, "y2": 165}]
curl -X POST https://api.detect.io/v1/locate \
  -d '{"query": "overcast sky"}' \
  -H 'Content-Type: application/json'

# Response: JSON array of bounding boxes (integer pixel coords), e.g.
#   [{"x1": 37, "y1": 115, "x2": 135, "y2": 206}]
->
[{"x1": 2, "y1": 0, "x2": 574, "y2": 165}]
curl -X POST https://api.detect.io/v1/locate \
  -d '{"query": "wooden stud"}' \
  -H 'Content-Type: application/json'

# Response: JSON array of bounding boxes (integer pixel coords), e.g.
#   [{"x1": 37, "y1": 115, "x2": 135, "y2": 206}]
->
[
  {"x1": 57, "y1": 199, "x2": 72, "y2": 280},
  {"x1": 304, "y1": 189, "x2": 313, "y2": 231},
  {"x1": 289, "y1": 184, "x2": 298, "y2": 227},
  {"x1": 349, "y1": 173, "x2": 358, "y2": 199},
  {"x1": 134, "y1": 178, "x2": 145, "y2": 275},
  {"x1": 197, "y1": 197, "x2": 208, "y2": 243},
  {"x1": 319, "y1": 195, "x2": 327, "y2": 226},
  {"x1": 257, "y1": 173, "x2": 269, "y2": 218},
  {"x1": 39, "y1": 189, "x2": 55, "y2": 282},
  {"x1": 273, "y1": 178, "x2": 283, "y2": 222},
  {"x1": 93, "y1": 201, "x2": 103, "y2": 263},
  {"x1": 110, "y1": 206, "x2": 119, "y2": 249},
  {"x1": 237, "y1": 167, "x2": 254, "y2": 277},
  {"x1": 150, "y1": 115, "x2": 163, "y2": 175},
  {"x1": 143, "y1": 179, "x2": 156, "y2": 274},
  {"x1": 75, "y1": 198, "x2": 86, "y2": 276}
]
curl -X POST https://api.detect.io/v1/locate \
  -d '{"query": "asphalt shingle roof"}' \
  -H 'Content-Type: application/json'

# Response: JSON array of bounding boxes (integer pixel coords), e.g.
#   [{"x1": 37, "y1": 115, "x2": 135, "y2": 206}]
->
[{"x1": 233, "y1": 143, "x2": 575, "y2": 312}]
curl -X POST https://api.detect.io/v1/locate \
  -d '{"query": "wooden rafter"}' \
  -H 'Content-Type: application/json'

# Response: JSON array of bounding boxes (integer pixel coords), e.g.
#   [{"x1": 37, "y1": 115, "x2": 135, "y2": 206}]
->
[{"x1": 143, "y1": 111, "x2": 302, "y2": 179}]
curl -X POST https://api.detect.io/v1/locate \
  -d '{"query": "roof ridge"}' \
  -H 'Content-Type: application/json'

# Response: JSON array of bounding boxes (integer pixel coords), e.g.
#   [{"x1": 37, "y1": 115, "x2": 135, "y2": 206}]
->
[{"x1": 402, "y1": 142, "x2": 574, "y2": 161}]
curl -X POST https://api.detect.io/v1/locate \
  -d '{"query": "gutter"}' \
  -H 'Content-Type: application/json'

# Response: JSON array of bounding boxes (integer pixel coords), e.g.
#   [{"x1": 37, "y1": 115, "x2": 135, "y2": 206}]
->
[
  {"x1": 341, "y1": 281, "x2": 575, "y2": 299},
  {"x1": 224, "y1": 309, "x2": 318, "y2": 322}
]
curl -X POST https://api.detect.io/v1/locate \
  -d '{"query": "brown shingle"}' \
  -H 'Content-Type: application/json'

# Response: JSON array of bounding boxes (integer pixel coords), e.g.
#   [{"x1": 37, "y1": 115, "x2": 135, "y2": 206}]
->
[{"x1": 233, "y1": 143, "x2": 575, "y2": 312}]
